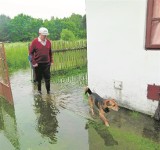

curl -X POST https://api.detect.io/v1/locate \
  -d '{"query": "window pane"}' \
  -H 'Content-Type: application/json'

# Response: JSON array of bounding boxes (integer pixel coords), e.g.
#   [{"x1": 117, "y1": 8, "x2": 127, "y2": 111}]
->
[
  {"x1": 151, "y1": 0, "x2": 160, "y2": 45},
  {"x1": 151, "y1": 21, "x2": 160, "y2": 44},
  {"x1": 153, "y1": 0, "x2": 160, "y2": 18}
]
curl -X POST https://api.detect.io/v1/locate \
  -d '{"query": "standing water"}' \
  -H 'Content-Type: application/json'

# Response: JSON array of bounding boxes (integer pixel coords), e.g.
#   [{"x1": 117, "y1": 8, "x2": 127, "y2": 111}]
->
[{"x1": 0, "y1": 69, "x2": 160, "y2": 150}]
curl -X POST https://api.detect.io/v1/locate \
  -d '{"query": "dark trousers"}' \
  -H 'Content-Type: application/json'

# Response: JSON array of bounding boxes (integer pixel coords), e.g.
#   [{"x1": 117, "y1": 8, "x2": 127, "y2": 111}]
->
[{"x1": 35, "y1": 63, "x2": 51, "y2": 92}]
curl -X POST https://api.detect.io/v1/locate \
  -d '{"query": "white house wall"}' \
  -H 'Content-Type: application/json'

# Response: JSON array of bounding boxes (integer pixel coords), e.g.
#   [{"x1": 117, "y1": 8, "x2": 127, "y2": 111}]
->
[{"x1": 86, "y1": 0, "x2": 160, "y2": 115}]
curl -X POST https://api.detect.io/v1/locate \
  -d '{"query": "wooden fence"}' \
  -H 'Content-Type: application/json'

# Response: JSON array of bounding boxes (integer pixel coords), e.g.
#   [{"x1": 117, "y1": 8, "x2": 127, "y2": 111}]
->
[
  {"x1": 51, "y1": 40, "x2": 87, "y2": 71},
  {"x1": 51, "y1": 47, "x2": 87, "y2": 72}
]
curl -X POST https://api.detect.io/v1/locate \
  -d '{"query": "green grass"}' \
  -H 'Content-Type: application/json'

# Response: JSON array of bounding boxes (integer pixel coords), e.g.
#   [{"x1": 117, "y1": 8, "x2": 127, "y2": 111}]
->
[{"x1": 4, "y1": 42, "x2": 29, "y2": 73}]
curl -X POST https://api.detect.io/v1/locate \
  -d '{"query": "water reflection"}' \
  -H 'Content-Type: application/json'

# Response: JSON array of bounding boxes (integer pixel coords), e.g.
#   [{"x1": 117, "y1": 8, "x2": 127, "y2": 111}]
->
[
  {"x1": 52, "y1": 73, "x2": 87, "y2": 86},
  {"x1": 33, "y1": 94, "x2": 59, "y2": 144},
  {"x1": 108, "y1": 107, "x2": 160, "y2": 144},
  {"x1": 86, "y1": 120, "x2": 118, "y2": 149},
  {"x1": 0, "y1": 97, "x2": 20, "y2": 150}
]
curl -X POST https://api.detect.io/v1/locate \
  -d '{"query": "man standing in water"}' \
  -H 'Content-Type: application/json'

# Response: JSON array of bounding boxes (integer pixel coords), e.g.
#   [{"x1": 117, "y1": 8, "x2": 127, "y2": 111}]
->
[{"x1": 29, "y1": 27, "x2": 53, "y2": 94}]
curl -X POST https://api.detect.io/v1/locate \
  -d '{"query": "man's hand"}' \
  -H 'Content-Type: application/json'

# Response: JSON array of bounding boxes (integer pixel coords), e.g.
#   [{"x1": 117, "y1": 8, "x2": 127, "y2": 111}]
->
[{"x1": 33, "y1": 63, "x2": 38, "y2": 67}]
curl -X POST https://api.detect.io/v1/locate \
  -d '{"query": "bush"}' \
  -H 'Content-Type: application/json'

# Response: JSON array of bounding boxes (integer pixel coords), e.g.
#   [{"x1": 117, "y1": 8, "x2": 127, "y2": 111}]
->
[{"x1": 60, "y1": 29, "x2": 75, "y2": 41}]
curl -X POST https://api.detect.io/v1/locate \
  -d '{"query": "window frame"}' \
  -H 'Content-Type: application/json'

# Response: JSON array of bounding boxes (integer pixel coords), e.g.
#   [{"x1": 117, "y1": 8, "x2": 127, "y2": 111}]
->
[{"x1": 145, "y1": 0, "x2": 160, "y2": 50}]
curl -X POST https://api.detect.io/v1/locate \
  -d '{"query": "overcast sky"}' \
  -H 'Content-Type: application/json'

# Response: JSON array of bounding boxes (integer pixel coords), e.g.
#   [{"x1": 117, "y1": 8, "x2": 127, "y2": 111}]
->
[{"x1": 0, "y1": 0, "x2": 86, "y2": 20}]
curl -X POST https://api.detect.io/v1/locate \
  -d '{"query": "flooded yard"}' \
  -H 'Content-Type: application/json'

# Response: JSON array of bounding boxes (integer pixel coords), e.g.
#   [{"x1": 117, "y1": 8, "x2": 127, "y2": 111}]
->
[{"x1": 0, "y1": 69, "x2": 160, "y2": 150}]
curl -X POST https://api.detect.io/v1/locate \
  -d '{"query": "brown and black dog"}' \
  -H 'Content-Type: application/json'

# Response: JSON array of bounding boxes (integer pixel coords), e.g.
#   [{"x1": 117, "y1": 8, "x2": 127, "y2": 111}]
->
[{"x1": 85, "y1": 87, "x2": 119, "y2": 127}]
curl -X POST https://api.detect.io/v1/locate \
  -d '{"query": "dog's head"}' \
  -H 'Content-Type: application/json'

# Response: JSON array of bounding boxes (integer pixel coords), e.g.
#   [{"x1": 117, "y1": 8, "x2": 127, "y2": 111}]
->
[{"x1": 103, "y1": 99, "x2": 119, "y2": 111}]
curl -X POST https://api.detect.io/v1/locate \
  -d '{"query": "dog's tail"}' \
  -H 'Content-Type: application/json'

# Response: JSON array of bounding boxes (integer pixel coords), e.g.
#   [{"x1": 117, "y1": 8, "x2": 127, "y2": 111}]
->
[{"x1": 85, "y1": 87, "x2": 92, "y2": 95}]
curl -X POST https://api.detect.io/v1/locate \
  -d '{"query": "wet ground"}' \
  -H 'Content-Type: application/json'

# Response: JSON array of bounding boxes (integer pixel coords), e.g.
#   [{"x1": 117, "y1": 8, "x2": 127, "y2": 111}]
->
[{"x1": 0, "y1": 69, "x2": 160, "y2": 150}]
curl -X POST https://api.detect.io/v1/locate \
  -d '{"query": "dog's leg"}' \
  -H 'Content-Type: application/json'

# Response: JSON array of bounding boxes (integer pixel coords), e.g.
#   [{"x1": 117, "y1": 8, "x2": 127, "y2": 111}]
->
[
  {"x1": 88, "y1": 96, "x2": 94, "y2": 116},
  {"x1": 98, "y1": 105, "x2": 109, "y2": 127}
]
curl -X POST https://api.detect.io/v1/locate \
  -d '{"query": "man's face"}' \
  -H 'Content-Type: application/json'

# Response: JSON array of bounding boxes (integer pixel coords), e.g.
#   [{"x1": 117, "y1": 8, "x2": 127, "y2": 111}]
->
[{"x1": 39, "y1": 34, "x2": 47, "y2": 41}]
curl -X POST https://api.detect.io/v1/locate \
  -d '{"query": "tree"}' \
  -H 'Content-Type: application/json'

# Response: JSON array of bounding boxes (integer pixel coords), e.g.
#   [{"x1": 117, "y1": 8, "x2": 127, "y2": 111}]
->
[
  {"x1": 45, "y1": 18, "x2": 65, "y2": 40},
  {"x1": 8, "y1": 14, "x2": 43, "y2": 42},
  {"x1": 0, "y1": 15, "x2": 11, "y2": 42},
  {"x1": 68, "y1": 13, "x2": 83, "y2": 29},
  {"x1": 82, "y1": 15, "x2": 86, "y2": 30},
  {"x1": 66, "y1": 13, "x2": 86, "y2": 39},
  {"x1": 0, "y1": 13, "x2": 86, "y2": 42},
  {"x1": 60, "y1": 29, "x2": 75, "y2": 41}
]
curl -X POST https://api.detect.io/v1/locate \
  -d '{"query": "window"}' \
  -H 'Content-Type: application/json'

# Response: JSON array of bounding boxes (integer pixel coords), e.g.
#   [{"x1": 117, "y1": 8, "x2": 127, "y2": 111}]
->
[{"x1": 145, "y1": 0, "x2": 160, "y2": 49}]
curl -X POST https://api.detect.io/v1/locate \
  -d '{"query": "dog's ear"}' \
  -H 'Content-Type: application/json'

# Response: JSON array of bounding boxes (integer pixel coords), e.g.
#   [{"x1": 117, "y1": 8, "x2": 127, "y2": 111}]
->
[
  {"x1": 112, "y1": 99, "x2": 118, "y2": 105},
  {"x1": 102, "y1": 100, "x2": 109, "y2": 108},
  {"x1": 111, "y1": 100, "x2": 119, "y2": 111},
  {"x1": 105, "y1": 100, "x2": 110, "y2": 106}
]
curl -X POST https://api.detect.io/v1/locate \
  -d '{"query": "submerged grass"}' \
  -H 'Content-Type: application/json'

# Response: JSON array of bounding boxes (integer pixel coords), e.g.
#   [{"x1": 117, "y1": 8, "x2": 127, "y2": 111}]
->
[
  {"x1": 51, "y1": 66, "x2": 87, "y2": 79},
  {"x1": 51, "y1": 66, "x2": 88, "y2": 86},
  {"x1": 130, "y1": 110, "x2": 140, "y2": 119},
  {"x1": 86, "y1": 119, "x2": 160, "y2": 150},
  {"x1": 109, "y1": 127, "x2": 160, "y2": 150}
]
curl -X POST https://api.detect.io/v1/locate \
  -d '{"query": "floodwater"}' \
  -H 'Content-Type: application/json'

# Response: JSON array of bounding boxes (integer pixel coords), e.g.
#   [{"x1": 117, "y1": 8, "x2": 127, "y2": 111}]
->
[{"x1": 0, "y1": 69, "x2": 160, "y2": 150}]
